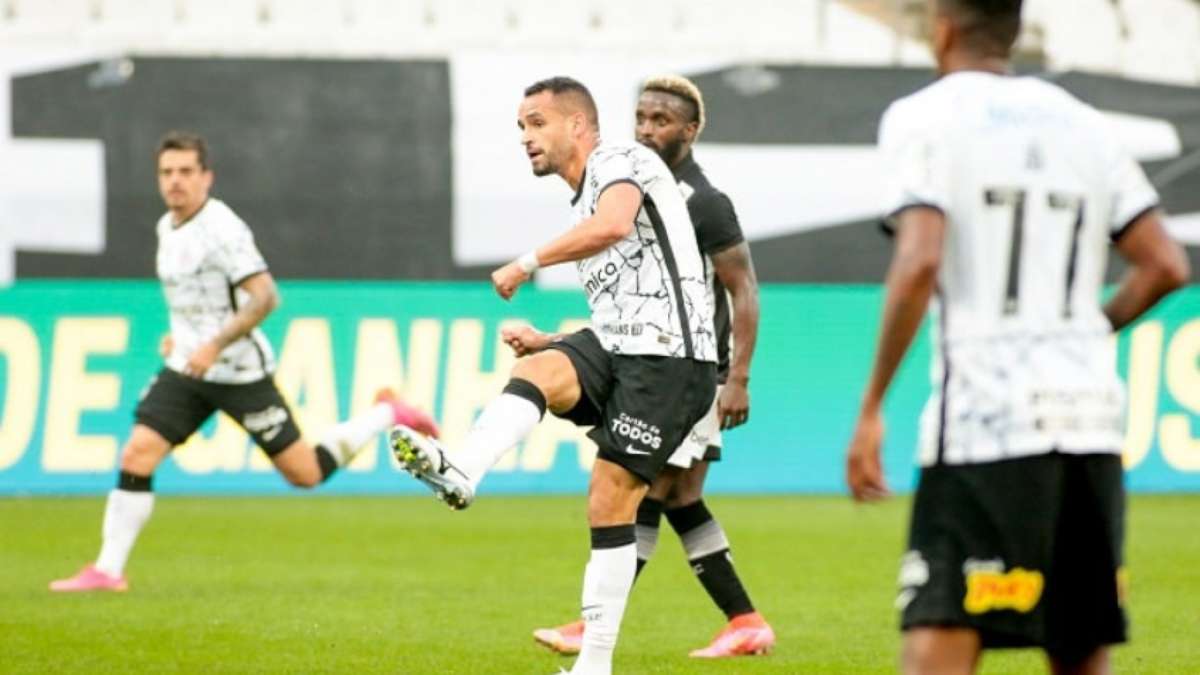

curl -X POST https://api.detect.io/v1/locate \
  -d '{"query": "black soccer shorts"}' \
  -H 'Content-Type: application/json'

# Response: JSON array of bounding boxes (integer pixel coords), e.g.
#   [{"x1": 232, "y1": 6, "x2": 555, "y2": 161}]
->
[
  {"x1": 899, "y1": 452, "x2": 1127, "y2": 658},
  {"x1": 134, "y1": 367, "x2": 302, "y2": 456},
  {"x1": 546, "y1": 329, "x2": 716, "y2": 483}
]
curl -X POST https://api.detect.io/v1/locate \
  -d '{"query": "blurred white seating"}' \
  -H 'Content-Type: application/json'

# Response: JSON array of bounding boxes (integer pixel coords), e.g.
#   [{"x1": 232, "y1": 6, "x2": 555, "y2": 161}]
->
[
  {"x1": 167, "y1": 0, "x2": 264, "y2": 53},
  {"x1": 85, "y1": 0, "x2": 178, "y2": 51},
  {"x1": 341, "y1": 0, "x2": 441, "y2": 55},
  {"x1": 1023, "y1": 0, "x2": 1124, "y2": 73},
  {"x1": 258, "y1": 0, "x2": 348, "y2": 54},
  {"x1": 0, "y1": 0, "x2": 1195, "y2": 84},
  {"x1": 0, "y1": 0, "x2": 95, "y2": 42},
  {"x1": 1118, "y1": 0, "x2": 1200, "y2": 84}
]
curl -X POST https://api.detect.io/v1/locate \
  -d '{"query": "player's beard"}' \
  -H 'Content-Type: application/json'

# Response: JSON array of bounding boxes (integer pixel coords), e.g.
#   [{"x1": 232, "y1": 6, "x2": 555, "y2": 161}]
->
[{"x1": 652, "y1": 134, "x2": 687, "y2": 168}]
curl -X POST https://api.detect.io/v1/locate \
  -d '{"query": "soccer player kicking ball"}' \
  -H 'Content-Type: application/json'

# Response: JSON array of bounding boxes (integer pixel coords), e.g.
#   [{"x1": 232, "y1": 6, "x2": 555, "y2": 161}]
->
[
  {"x1": 390, "y1": 77, "x2": 717, "y2": 675},
  {"x1": 846, "y1": 2, "x2": 1190, "y2": 674},
  {"x1": 530, "y1": 75, "x2": 773, "y2": 659},
  {"x1": 50, "y1": 131, "x2": 437, "y2": 593}
]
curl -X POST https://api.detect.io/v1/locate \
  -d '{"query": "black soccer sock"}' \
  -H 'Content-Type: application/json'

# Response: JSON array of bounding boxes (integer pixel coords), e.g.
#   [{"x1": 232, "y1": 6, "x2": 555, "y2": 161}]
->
[
  {"x1": 315, "y1": 445, "x2": 339, "y2": 482},
  {"x1": 117, "y1": 470, "x2": 153, "y2": 492},
  {"x1": 634, "y1": 497, "x2": 665, "y2": 580},
  {"x1": 665, "y1": 499, "x2": 756, "y2": 619}
]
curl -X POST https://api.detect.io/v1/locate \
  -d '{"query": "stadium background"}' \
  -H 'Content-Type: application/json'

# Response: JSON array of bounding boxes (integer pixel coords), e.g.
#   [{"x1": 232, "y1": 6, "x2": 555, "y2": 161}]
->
[{"x1": 1, "y1": 0, "x2": 1199, "y2": 496}]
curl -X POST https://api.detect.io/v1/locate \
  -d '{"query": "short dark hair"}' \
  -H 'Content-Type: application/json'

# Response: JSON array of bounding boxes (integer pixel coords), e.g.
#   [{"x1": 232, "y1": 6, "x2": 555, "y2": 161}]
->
[
  {"x1": 939, "y1": 0, "x2": 1023, "y2": 55},
  {"x1": 157, "y1": 130, "x2": 210, "y2": 169},
  {"x1": 523, "y1": 76, "x2": 599, "y2": 129}
]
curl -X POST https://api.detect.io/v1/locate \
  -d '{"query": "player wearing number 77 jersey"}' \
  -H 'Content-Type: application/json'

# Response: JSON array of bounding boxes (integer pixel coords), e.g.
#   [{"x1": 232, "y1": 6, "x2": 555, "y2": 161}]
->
[{"x1": 844, "y1": 1, "x2": 1190, "y2": 673}]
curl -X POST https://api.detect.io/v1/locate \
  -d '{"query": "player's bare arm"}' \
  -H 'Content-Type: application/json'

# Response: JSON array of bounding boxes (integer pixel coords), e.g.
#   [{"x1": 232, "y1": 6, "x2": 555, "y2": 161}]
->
[
  {"x1": 184, "y1": 271, "x2": 279, "y2": 377},
  {"x1": 846, "y1": 207, "x2": 945, "y2": 503},
  {"x1": 1104, "y1": 209, "x2": 1190, "y2": 331},
  {"x1": 711, "y1": 241, "x2": 760, "y2": 429},
  {"x1": 491, "y1": 183, "x2": 641, "y2": 300}
]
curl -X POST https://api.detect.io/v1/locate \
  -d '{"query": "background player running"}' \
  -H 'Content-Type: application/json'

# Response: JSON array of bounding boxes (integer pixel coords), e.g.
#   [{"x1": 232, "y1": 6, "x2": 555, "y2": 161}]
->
[
  {"x1": 50, "y1": 131, "x2": 437, "y2": 593},
  {"x1": 389, "y1": 77, "x2": 717, "y2": 675},
  {"x1": 526, "y1": 75, "x2": 773, "y2": 659},
  {"x1": 844, "y1": 2, "x2": 1190, "y2": 673}
]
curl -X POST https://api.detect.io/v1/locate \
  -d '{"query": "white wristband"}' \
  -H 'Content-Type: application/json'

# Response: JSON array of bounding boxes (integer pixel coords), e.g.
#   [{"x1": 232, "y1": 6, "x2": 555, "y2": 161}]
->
[{"x1": 516, "y1": 250, "x2": 540, "y2": 274}]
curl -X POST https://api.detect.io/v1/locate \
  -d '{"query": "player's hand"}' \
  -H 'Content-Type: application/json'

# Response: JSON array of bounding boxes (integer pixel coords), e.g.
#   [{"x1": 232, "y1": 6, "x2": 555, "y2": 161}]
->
[
  {"x1": 845, "y1": 408, "x2": 890, "y2": 502},
  {"x1": 501, "y1": 325, "x2": 551, "y2": 357},
  {"x1": 491, "y1": 262, "x2": 530, "y2": 301},
  {"x1": 717, "y1": 379, "x2": 750, "y2": 429},
  {"x1": 183, "y1": 341, "x2": 221, "y2": 378},
  {"x1": 159, "y1": 334, "x2": 174, "y2": 358}
]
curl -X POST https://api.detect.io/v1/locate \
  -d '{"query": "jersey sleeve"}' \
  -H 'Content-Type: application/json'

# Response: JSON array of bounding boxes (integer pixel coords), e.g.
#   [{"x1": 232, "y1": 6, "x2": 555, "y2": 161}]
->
[
  {"x1": 590, "y1": 147, "x2": 644, "y2": 204},
  {"x1": 690, "y1": 190, "x2": 745, "y2": 255},
  {"x1": 878, "y1": 99, "x2": 953, "y2": 233},
  {"x1": 1107, "y1": 147, "x2": 1160, "y2": 242},
  {"x1": 211, "y1": 217, "x2": 269, "y2": 284}
]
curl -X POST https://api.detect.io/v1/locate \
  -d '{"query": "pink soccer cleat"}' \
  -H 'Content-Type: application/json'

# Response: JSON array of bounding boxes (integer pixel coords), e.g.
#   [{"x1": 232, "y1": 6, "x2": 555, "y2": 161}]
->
[
  {"x1": 49, "y1": 565, "x2": 128, "y2": 593},
  {"x1": 688, "y1": 612, "x2": 776, "y2": 658},
  {"x1": 533, "y1": 619, "x2": 584, "y2": 656},
  {"x1": 375, "y1": 388, "x2": 440, "y2": 439}
]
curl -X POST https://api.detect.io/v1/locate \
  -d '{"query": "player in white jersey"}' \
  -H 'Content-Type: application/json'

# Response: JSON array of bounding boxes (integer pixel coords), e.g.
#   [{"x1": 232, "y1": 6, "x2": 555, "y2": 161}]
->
[
  {"x1": 389, "y1": 77, "x2": 717, "y2": 675},
  {"x1": 844, "y1": 2, "x2": 1190, "y2": 673},
  {"x1": 529, "y1": 75, "x2": 774, "y2": 660},
  {"x1": 50, "y1": 132, "x2": 437, "y2": 593}
]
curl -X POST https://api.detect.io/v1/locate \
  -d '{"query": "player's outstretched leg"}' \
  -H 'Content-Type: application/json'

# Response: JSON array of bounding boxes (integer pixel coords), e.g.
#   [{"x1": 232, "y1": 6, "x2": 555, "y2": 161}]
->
[
  {"x1": 533, "y1": 495, "x2": 666, "y2": 655},
  {"x1": 393, "y1": 351, "x2": 575, "y2": 509},
  {"x1": 272, "y1": 387, "x2": 437, "y2": 489},
  {"x1": 321, "y1": 387, "x2": 437, "y2": 475},
  {"x1": 665, "y1": 499, "x2": 775, "y2": 658}
]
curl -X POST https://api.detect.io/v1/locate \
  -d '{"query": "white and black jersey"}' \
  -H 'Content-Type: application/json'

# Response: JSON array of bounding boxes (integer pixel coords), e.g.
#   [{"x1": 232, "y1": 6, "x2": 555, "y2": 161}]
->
[
  {"x1": 881, "y1": 72, "x2": 1159, "y2": 466},
  {"x1": 570, "y1": 142, "x2": 717, "y2": 363},
  {"x1": 674, "y1": 153, "x2": 746, "y2": 383},
  {"x1": 156, "y1": 198, "x2": 275, "y2": 384}
]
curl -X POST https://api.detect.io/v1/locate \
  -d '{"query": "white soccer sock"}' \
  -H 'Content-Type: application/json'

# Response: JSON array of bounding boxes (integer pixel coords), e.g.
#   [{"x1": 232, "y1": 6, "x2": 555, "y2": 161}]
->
[
  {"x1": 318, "y1": 402, "x2": 393, "y2": 465},
  {"x1": 571, "y1": 530, "x2": 638, "y2": 675},
  {"x1": 453, "y1": 392, "x2": 542, "y2": 491},
  {"x1": 95, "y1": 489, "x2": 155, "y2": 577}
]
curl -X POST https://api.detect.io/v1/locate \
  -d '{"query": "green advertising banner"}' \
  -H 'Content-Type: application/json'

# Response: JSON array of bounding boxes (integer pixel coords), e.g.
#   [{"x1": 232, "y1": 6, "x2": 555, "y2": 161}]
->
[{"x1": 0, "y1": 281, "x2": 1197, "y2": 495}]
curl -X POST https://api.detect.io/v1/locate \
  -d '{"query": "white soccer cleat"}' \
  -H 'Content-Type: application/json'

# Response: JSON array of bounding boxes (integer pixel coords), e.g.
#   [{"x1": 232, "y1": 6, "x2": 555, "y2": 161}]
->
[{"x1": 390, "y1": 425, "x2": 474, "y2": 510}]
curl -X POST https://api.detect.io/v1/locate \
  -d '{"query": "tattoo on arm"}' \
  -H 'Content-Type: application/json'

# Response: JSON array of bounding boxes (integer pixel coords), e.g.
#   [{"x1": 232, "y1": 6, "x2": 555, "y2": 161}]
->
[{"x1": 213, "y1": 272, "x2": 278, "y2": 348}]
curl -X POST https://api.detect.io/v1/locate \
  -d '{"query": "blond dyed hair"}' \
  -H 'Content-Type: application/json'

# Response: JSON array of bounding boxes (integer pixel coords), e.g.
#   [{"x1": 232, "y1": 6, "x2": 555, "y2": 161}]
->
[{"x1": 641, "y1": 75, "x2": 706, "y2": 137}]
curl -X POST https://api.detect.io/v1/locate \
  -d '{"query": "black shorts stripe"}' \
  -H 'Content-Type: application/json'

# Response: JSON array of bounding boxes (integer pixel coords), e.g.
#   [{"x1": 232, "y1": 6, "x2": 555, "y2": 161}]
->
[
  {"x1": 643, "y1": 195, "x2": 695, "y2": 360},
  {"x1": 936, "y1": 288, "x2": 950, "y2": 465}
]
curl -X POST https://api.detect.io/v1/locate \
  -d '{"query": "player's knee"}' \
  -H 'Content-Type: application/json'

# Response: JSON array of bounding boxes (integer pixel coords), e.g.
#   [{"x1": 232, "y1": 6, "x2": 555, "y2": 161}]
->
[
  {"x1": 510, "y1": 355, "x2": 556, "y2": 393},
  {"x1": 665, "y1": 481, "x2": 702, "y2": 509},
  {"x1": 901, "y1": 628, "x2": 978, "y2": 675},
  {"x1": 284, "y1": 470, "x2": 321, "y2": 489},
  {"x1": 511, "y1": 351, "x2": 576, "y2": 410},
  {"x1": 587, "y1": 478, "x2": 644, "y2": 526},
  {"x1": 120, "y1": 436, "x2": 167, "y2": 474}
]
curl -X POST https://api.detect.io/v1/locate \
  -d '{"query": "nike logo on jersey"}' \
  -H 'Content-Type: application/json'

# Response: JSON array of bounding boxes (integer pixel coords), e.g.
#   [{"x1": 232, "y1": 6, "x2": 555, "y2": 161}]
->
[{"x1": 625, "y1": 444, "x2": 652, "y2": 456}]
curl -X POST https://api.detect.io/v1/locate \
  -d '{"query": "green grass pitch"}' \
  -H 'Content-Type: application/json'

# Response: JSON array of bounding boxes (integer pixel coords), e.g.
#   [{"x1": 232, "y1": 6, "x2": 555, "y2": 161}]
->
[{"x1": 3, "y1": 494, "x2": 1198, "y2": 673}]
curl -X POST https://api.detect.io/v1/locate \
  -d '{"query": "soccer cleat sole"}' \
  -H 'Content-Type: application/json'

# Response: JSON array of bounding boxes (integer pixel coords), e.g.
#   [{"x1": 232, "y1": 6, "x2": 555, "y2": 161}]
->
[{"x1": 389, "y1": 427, "x2": 472, "y2": 511}]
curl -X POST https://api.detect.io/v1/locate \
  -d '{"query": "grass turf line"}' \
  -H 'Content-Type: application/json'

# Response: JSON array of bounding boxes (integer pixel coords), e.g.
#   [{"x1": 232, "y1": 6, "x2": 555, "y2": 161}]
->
[{"x1": 2, "y1": 495, "x2": 1198, "y2": 674}]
